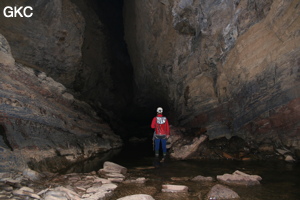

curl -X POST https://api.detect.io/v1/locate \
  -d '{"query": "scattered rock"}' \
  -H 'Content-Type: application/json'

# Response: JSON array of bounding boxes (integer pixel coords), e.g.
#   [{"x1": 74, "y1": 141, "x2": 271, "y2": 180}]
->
[
  {"x1": 23, "y1": 168, "x2": 44, "y2": 181},
  {"x1": 285, "y1": 155, "x2": 295, "y2": 162},
  {"x1": 162, "y1": 184, "x2": 188, "y2": 193},
  {"x1": 99, "y1": 161, "x2": 127, "y2": 175},
  {"x1": 171, "y1": 177, "x2": 190, "y2": 181},
  {"x1": 191, "y1": 175, "x2": 213, "y2": 182},
  {"x1": 276, "y1": 148, "x2": 291, "y2": 155},
  {"x1": 170, "y1": 135, "x2": 208, "y2": 159},
  {"x1": 12, "y1": 187, "x2": 41, "y2": 199},
  {"x1": 207, "y1": 184, "x2": 240, "y2": 199},
  {"x1": 117, "y1": 194, "x2": 155, "y2": 200},
  {"x1": 124, "y1": 177, "x2": 147, "y2": 184},
  {"x1": 217, "y1": 170, "x2": 262, "y2": 186}
]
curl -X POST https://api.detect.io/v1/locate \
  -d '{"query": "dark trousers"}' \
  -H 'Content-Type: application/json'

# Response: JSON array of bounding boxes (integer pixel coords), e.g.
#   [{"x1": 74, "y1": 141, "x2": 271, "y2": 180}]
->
[{"x1": 154, "y1": 138, "x2": 167, "y2": 154}]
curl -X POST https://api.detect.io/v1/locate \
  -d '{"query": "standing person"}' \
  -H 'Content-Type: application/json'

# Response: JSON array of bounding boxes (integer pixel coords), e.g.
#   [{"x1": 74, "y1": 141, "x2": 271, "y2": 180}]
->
[{"x1": 151, "y1": 107, "x2": 170, "y2": 157}]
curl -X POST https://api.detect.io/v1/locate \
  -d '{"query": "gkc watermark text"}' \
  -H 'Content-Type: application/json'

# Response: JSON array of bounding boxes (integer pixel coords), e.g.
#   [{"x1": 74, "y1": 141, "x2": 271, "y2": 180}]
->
[{"x1": 3, "y1": 6, "x2": 33, "y2": 18}]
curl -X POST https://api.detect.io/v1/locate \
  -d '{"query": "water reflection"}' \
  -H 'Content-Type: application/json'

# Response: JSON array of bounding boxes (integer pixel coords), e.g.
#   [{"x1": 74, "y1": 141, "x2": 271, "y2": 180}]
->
[{"x1": 67, "y1": 144, "x2": 300, "y2": 200}]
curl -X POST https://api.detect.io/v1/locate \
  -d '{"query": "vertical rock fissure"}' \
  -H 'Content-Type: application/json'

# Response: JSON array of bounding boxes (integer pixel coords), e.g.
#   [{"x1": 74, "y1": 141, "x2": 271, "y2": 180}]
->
[{"x1": 0, "y1": 124, "x2": 13, "y2": 151}]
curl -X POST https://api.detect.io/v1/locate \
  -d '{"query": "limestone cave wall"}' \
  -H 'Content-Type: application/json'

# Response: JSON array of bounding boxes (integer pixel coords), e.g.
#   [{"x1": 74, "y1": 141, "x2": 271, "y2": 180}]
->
[
  {"x1": 0, "y1": 0, "x2": 299, "y2": 171},
  {"x1": 0, "y1": 0, "x2": 127, "y2": 172},
  {"x1": 123, "y1": 0, "x2": 300, "y2": 151}
]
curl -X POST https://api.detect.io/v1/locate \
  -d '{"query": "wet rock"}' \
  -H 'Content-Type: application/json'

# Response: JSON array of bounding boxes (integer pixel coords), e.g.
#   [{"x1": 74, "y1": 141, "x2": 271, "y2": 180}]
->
[
  {"x1": 23, "y1": 168, "x2": 44, "y2": 181},
  {"x1": 191, "y1": 175, "x2": 213, "y2": 182},
  {"x1": 217, "y1": 170, "x2": 262, "y2": 186},
  {"x1": 170, "y1": 135, "x2": 208, "y2": 160},
  {"x1": 117, "y1": 194, "x2": 155, "y2": 200},
  {"x1": 162, "y1": 184, "x2": 188, "y2": 193},
  {"x1": 1, "y1": 178, "x2": 22, "y2": 188},
  {"x1": 82, "y1": 183, "x2": 117, "y2": 200},
  {"x1": 171, "y1": 177, "x2": 190, "y2": 181},
  {"x1": 207, "y1": 184, "x2": 240, "y2": 199},
  {"x1": 285, "y1": 155, "x2": 295, "y2": 163},
  {"x1": 104, "y1": 172, "x2": 125, "y2": 182},
  {"x1": 44, "y1": 190, "x2": 71, "y2": 200},
  {"x1": 99, "y1": 161, "x2": 127, "y2": 175},
  {"x1": 12, "y1": 186, "x2": 41, "y2": 199},
  {"x1": 45, "y1": 187, "x2": 80, "y2": 200},
  {"x1": 124, "y1": 177, "x2": 147, "y2": 184}
]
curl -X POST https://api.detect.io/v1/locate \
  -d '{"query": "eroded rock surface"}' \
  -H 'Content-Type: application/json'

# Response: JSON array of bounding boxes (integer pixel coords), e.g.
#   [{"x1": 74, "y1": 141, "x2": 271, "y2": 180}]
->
[
  {"x1": 0, "y1": 35, "x2": 122, "y2": 172},
  {"x1": 0, "y1": 0, "x2": 85, "y2": 87},
  {"x1": 207, "y1": 184, "x2": 240, "y2": 199},
  {"x1": 124, "y1": 0, "x2": 300, "y2": 158},
  {"x1": 217, "y1": 170, "x2": 262, "y2": 186}
]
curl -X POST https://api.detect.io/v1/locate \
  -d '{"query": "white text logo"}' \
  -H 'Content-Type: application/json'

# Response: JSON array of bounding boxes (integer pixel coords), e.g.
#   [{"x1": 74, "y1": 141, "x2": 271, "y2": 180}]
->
[{"x1": 3, "y1": 6, "x2": 33, "y2": 18}]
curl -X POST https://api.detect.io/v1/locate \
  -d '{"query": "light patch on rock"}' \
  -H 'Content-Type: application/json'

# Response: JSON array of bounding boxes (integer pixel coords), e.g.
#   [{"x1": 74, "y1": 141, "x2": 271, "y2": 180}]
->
[
  {"x1": 191, "y1": 175, "x2": 214, "y2": 182},
  {"x1": 217, "y1": 170, "x2": 262, "y2": 186},
  {"x1": 117, "y1": 194, "x2": 155, "y2": 200},
  {"x1": 23, "y1": 168, "x2": 44, "y2": 181},
  {"x1": 162, "y1": 184, "x2": 188, "y2": 193},
  {"x1": 0, "y1": 34, "x2": 15, "y2": 66},
  {"x1": 207, "y1": 184, "x2": 240, "y2": 199}
]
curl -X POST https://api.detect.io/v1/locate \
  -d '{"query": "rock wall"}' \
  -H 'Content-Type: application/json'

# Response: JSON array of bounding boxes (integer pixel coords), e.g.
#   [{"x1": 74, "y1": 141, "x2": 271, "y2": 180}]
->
[
  {"x1": 0, "y1": 0, "x2": 85, "y2": 88},
  {"x1": 0, "y1": 0, "x2": 133, "y2": 134},
  {"x1": 124, "y1": 0, "x2": 300, "y2": 152},
  {"x1": 0, "y1": 34, "x2": 122, "y2": 172}
]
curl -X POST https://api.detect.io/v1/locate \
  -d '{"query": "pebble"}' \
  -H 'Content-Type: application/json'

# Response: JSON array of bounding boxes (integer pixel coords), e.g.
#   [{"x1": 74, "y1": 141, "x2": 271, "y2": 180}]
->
[{"x1": 0, "y1": 161, "x2": 253, "y2": 199}]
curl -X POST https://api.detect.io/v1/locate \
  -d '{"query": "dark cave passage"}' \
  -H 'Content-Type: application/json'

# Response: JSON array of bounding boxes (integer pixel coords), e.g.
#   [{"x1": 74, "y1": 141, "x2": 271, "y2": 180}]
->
[{"x1": 74, "y1": 0, "x2": 173, "y2": 140}]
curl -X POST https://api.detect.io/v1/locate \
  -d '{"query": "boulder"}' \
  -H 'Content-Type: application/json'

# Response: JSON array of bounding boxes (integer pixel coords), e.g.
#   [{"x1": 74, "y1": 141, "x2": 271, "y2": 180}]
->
[
  {"x1": 285, "y1": 155, "x2": 295, "y2": 162},
  {"x1": 217, "y1": 170, "x2": 262, "y2": 186},
  {"x1": 99, "y1": 161, "x2": 127, "y2": 175},
  {"x1": 82, "y1": 183, "x2": 117, "y2": 200},
  {"x1": 162, "y1": 184, "x2": 188, "y2": 193},
  {"x1": 117, "y1": 194, "x2": 155, "y2": 200},
  {"x1": 207, "y1": 184, "x2": 240, "y2": 199},
  {"x1": 191, "y1": 175, "x2": 213, "y2": 182},
  {"x1": 23, "y1": 168, "x2": 44, "y2": 181},
  {"x1": 124, "y1": 177, "x2": 147, "y2": 184},
  {"x1": 170, "y1": 135, "x2": 208, "y2": 160}
]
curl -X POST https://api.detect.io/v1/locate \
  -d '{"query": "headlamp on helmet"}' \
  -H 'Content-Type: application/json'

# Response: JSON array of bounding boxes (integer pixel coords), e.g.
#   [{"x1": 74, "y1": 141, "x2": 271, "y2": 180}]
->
[{"x1": 157, "y1": 107, "x2": 163, "y2": 113}]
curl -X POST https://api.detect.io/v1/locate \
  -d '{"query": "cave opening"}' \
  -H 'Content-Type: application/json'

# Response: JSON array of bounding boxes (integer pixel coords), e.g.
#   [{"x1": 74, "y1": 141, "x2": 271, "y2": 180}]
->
[{"x1": 77, "y1": 0, "x2": 171, "y2": 141}]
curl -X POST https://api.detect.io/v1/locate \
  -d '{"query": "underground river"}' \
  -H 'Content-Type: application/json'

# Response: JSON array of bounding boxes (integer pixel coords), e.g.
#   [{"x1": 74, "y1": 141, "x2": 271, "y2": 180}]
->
[{"x1": 62, "y1": 140, "x2": 300, "y2": 200}]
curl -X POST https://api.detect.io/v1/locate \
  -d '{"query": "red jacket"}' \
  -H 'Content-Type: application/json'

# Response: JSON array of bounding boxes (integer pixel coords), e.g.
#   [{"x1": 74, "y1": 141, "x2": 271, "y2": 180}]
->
[{"x1": 151, "y1": 114, "x2": 170, "y2": 136}]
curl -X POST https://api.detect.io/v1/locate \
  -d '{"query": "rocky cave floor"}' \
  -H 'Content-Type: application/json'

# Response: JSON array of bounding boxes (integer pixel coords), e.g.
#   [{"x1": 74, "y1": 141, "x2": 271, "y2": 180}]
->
[
  {"x1": 0, "y1": 136, "x2": 298, "y2": 200},
  {"x1": 0, "y1": 159, "x2": 266, "y2": 200}
]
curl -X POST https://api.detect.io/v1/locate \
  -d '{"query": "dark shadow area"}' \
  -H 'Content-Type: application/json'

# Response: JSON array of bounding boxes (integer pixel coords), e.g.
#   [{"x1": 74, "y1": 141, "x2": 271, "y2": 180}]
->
[
  {"x1": 0, "y1": 124, "x2": 13, "y2": 151},
  {"x1": 84, "y1": 0, "x2": 172, "y2": 140}
]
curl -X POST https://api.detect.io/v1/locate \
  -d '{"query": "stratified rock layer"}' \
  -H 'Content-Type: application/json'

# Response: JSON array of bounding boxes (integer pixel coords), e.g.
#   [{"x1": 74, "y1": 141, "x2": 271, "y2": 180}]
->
[
  {"x1": 0, "y1": 0, "x2": 85, "y2": 88},
  {"x1": 0, "y1": 34, "x2": 122, "y2": 172},
  {"x1": 124, "y1": 0, "x2": 300, "y2": 154}
]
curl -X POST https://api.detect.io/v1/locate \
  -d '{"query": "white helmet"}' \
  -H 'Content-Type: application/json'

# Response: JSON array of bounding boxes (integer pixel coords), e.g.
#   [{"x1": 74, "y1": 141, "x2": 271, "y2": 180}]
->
[{"x1": 157, "y1": 107, "x2": 163, "y2": 113}]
